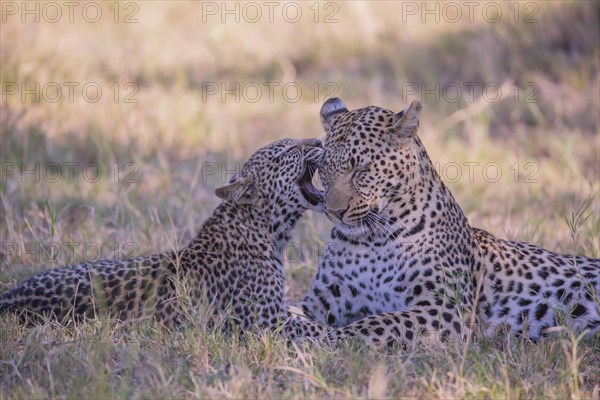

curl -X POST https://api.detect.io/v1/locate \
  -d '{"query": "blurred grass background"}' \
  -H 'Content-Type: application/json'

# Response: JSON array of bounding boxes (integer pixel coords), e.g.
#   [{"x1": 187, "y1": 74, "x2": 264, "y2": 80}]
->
[{"x1": 1, "y1": 1, "x2": 599, "y2": 398}]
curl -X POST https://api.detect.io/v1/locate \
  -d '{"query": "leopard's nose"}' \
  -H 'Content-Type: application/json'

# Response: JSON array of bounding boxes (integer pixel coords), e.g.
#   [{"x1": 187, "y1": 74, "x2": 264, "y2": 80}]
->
[{"x1": 326, "y1": 204, "x2": 349, "y2": 221}]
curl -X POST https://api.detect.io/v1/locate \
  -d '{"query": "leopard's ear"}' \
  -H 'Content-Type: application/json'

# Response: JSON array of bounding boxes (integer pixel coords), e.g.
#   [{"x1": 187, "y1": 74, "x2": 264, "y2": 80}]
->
[
  {"x1": 215, "y1": 175, "x2": 257, "y2": 205},
  {"x1": 320, "y1": 97, "x2": 348, "y2": 131},
  {"x1": 389, "y1": 100, "x2": 422, "y2": 139}
]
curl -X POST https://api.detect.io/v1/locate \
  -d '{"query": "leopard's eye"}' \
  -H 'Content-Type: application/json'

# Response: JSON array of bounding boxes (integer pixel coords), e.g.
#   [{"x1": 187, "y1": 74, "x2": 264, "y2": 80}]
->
[
  {"x1": 351, "y1": 162, "x2": 370, "y2": 183},
  {"x1": 354, "y1": 162, "x2": 370, "y2": 174},
  {"x1": 273, "y1": 146, "x2": 298, "y2": 163},
  {"x1": 352, "y1": 170, "x2": 365, "y2": 183}
]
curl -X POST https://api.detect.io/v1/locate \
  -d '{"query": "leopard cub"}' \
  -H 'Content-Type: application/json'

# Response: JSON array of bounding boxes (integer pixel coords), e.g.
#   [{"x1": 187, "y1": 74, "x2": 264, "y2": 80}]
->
[{"x1": 1, "y1": 138, "x2": 330, "y2": 340}]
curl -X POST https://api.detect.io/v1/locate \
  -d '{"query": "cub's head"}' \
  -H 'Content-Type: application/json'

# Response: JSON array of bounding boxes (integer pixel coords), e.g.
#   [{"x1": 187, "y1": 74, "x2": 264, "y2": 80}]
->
[
  {"x1": 215, "y1": 138, "x2": 324, "y2": 214},
  {"x1": 317, "y1": 97, "x2": 423, "y2": 236}
]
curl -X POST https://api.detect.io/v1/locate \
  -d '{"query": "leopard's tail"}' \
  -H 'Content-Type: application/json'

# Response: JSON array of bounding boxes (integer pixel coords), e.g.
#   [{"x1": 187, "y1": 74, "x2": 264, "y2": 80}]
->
[
  {"x1": 0, "y1": 268, "x2": 94, "y2": 321},
  {"x1": 0, "y1": 285, "x2": 30, "y2": 315},
  {"x1": 0, "y1": 291, "x2": 13, "y2": 314}
]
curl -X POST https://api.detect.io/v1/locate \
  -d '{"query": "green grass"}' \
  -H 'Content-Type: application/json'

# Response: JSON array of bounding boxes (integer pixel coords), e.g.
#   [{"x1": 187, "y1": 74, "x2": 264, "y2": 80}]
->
[
  {"x1": 1, "y1": 317, "x2": 599, "y2": 398},
  {"x1": 1, "y1": 1, "x2": 599, "y2": 398}
]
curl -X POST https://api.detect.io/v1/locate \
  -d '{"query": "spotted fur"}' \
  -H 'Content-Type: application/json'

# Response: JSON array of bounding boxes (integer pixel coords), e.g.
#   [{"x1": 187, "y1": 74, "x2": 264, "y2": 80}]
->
[
  {"x1": 0, "y1": 138, "x2": 330, "y2": 340},
  {"x1": 302, "y1": 98, "x2": 599, "y2": 347}
]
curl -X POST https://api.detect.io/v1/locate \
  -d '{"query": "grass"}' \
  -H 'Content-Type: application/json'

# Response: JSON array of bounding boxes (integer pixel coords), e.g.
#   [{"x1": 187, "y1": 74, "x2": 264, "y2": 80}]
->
[
  {"x1": 1, "y1": 318, "x2": 599, "y2": 398},
  {"x1": 1, "y1": 1, "x2": 599, "y2": 398}
]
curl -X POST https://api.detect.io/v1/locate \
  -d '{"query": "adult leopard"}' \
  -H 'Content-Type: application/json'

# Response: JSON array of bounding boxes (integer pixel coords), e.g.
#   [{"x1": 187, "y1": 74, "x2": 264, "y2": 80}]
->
[
  {"x1": 0, "y1": 138, "x2": 330, "y2": 340},
  {"x1": 301, "y1": 98, "x2": 599, "y2": 347}
]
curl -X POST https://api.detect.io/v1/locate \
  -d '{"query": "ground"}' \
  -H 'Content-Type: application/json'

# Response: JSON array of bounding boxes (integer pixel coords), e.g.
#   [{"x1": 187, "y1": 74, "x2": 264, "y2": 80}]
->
[{"x1": 1, "y1": 1, "x2": 599, "y2": 398}]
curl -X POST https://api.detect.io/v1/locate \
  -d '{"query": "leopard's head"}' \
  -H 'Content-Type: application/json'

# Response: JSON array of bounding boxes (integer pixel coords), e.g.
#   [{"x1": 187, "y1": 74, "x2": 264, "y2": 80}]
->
[
  {"x1": 215, "y1": 138, "x2": 324, "y2": 215},
  {"x1": 317, "y1": 97, "x2": 424, "y2": 236}
]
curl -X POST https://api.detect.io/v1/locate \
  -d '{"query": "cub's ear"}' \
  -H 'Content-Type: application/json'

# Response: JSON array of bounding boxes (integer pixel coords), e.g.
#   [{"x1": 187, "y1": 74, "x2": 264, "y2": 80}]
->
[
  {"x1": 215, "y1": 176, "x2": 257, "y2": 205},
  {"x1": 389, "y1": 100, "x2": 422, "y2": 140},
  {"x1": 320, "y1": 97, "x2": 348, "y2": 131}
]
